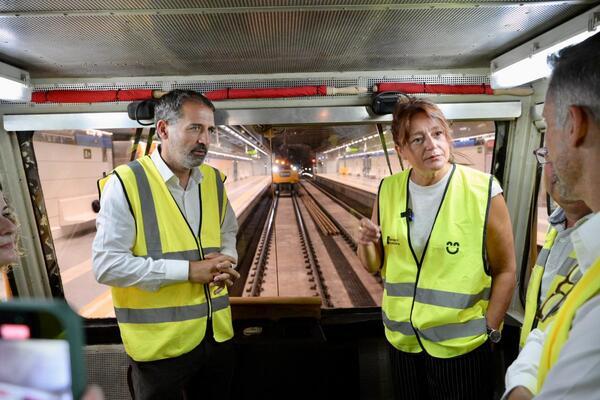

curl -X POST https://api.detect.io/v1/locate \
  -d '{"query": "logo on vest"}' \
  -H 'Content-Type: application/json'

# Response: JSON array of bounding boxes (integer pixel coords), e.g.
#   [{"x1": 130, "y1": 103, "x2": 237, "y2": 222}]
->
[
  {"x1": 446, "y1": 241, "x2": 460, "y2": 254},
  {"x1": 387, "y1": 236, "x2": 401, "y2": 245}
]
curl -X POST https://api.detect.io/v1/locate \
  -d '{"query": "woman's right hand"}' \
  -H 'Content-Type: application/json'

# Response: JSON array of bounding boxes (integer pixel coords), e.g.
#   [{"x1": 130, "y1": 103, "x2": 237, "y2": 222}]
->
[{"x1": 357, "y1": 218, "x2": 381, "y2": 245}]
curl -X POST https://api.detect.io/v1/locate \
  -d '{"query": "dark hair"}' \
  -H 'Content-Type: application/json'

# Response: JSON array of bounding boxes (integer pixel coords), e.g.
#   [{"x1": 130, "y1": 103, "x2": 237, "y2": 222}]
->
[
  {"x1": 390, "y1": 96, "x2": 452, "y2": 147},
  {"x1": 547, "y1": 33, "x2": 600, "y2": 126},
  {"x1": 154, "y1": 89, "x2": 215, "y2": 124}
]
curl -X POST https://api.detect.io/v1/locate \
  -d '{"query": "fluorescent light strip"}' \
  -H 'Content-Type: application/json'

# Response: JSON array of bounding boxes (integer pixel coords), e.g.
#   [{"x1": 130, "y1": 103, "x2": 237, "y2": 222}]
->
[
  {"x1": 207, "y1": 150, "x2": 252, "y2": 161},
  {"x1": 491, "y1": 29, "x2": 599, "y2": 89},
  {"x1": 322, "y1": 132, "x2": 382, "y2": 154},
  {"x1": 0, "y1": 76, "x2": 30, "y2": 101},
  {"x1": 220, "y1": 126, "x2": 269, "y2": 156},
  {"x1": 338, "y1": 148, "x2": 396, "y2": 159}
]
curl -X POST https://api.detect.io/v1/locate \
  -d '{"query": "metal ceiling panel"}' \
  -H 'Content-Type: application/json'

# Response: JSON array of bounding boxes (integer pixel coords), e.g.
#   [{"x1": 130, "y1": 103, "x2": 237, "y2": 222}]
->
[
  {"x1": 0, "y1": 1, "x2": 591, "y2": 12},
  {"x1": 0, "y1": 2, "x2": 595, "y2": 78}
]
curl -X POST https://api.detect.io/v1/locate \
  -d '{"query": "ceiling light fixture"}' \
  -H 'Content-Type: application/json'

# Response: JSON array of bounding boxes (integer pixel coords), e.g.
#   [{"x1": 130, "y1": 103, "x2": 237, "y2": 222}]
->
[
  {"x1": 0, "y1": 61, "x2": 31, "y2": 101},
  {"x1": 490, "y1": 6, "x2": 599, "y2": 89}
]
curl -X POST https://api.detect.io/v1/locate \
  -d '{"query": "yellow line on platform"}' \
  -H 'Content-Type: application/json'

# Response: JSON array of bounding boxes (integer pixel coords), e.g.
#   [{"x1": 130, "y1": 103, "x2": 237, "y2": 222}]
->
[
  {"x1": 61, "y1": 258, "x2": 92, "y2": 284},
  {"x1": 79, "y1": 289, "x2": 114, "y2": 318}
]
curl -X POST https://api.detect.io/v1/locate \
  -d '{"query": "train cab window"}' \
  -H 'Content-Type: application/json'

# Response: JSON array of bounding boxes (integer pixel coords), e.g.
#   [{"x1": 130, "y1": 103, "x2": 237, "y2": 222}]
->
[
  {"x1": 31, "y1": 130, "x2": 114, "y2": 317},
  {"x1": 239, "y1": 121, "x2": 499, "y2": 309},
  {"x1": 24, "y1": 127, "x2": 269, "y2": 318},
  {"x1": 16, "y1": 119, "x2": 501, "y2": 316}
]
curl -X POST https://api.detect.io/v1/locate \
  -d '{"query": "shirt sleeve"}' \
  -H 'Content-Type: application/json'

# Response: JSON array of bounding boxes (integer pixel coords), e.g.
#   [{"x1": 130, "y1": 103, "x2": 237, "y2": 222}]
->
[
  {"x1": 491, "y1": 177, "x2": 504, "y2": 198},
  {"x1": 219, "y1": 199, "x2": 239, "y2": 264},
  {"x1": 92, "y1": 174, "x2": 189, "y2": 292},
  {"x1": 535, "y1": 296, "x2": 600, "y2": 400}
]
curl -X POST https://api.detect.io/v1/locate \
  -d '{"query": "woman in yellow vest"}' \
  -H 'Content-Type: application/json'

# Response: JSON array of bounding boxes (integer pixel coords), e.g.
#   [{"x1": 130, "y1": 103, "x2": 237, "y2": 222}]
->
[{"x1": 357, "y1": 97, "x2": 516, "y2": 399}]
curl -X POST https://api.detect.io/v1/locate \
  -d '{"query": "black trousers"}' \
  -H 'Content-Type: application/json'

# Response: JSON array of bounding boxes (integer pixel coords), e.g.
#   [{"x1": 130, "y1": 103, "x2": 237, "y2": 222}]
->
[
  {"x1": 389, "y1": 341, "x2": 495, "y2": 400},
  {"x1": 128, "y1": 326, "x2": 235, "y2": 400}
]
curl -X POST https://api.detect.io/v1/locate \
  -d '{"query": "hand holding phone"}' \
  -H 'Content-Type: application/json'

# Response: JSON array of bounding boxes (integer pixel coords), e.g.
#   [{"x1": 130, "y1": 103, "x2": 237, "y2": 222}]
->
[{"x1": 0, "y1": 299, "x2": 86, "y2": 400}]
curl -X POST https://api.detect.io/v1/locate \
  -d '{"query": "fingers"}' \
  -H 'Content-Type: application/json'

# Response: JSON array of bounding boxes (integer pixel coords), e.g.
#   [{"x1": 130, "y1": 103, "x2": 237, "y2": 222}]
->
[
  {"x1": 204, "y1": 252, "x2": 237, "y2": 264},
  {"x1": 216, "y1": 264, "x2": 240, "y2": 280},
  {"x1": 357, "y1": 218, "x2": 381, "y2": 245},
  {"x1": 210, "y1": 270, "x2": 238, "y2": 294}
]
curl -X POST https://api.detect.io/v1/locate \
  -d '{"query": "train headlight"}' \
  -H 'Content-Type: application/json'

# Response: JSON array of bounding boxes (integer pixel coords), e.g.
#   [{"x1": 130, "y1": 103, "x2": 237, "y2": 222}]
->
[{"x1": 272, "y1": 165, "x2": 280, "y2": 173}]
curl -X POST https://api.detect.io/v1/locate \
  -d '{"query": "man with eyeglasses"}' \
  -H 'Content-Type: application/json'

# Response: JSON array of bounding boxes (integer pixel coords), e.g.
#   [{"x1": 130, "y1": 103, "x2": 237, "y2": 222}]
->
[
  {"x1": 505, "y1": 33, "x2": 600, "y2": 400},
  {"x1": 503, "y1": 158, "x2": 591, "y2": 397}
]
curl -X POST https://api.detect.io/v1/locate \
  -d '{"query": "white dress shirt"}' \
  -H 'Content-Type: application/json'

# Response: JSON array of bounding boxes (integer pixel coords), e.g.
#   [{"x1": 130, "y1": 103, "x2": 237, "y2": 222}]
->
[
  {"x1": 92, "y1": 150, "x2": 238, "y2": 292},
  {"x1": 503, "y1": 212, "x2": 600, "y2": 399}
]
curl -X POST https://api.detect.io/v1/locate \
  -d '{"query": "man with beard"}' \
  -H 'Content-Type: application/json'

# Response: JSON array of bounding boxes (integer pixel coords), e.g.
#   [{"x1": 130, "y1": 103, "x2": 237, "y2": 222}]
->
[
  {"x1": 504, "y1": 33, "x2": 600, "y2": 399},
  {"x1": 93, "y1": 90, "x2": 239, "y2": 399}
]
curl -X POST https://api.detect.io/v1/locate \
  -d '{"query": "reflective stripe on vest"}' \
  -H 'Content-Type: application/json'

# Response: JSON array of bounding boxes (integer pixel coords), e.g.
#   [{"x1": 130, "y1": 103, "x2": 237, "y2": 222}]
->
[
  {"x1": 115, "y1": 295, "x2": 230, "y2": 324},
  {"x1": 384, "y1": 282, "x2": 491, "y2": 309},
  {"x1": 520, "y1": 226, "x2": 580, "y2": 348},
  {"x1": 379, "y1": 164, "x2": 492, "y2": 358},
  {"x1": 98, "y1": 156, "x2": 233, "y2": 361},
  {"x1": 537, "y1": 257, "x2": 600, "y2": 392}
]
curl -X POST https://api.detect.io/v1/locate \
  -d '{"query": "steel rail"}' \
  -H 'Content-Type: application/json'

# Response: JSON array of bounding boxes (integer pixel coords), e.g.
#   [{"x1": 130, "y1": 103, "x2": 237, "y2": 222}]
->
[
  {"x1": 249, "y1": 195, "x2": 278, "y2": 296},
  {"x1": 292, "y1": 193, "x2": 332, "y2": 307}
]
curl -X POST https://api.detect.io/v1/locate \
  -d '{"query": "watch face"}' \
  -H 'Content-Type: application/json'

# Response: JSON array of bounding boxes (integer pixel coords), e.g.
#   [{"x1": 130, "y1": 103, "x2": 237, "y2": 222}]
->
[{"x1": 489, "y1": 330, "x2": 501, "y2": 343}]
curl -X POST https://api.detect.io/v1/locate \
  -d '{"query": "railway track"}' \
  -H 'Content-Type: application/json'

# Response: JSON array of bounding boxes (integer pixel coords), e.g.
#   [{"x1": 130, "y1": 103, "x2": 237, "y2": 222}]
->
[{"x1": 243, "y1": 181, "x2": 382, "y2": 308}]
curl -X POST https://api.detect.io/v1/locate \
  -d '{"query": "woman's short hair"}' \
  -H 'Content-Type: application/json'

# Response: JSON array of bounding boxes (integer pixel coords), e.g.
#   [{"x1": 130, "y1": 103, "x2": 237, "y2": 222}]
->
[{"x1": 391, "y1": 96, "x2": 452, "y2": 147}]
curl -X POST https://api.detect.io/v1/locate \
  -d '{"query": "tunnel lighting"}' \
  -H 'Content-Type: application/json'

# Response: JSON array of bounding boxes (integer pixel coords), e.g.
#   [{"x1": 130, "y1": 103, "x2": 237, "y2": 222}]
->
[
  {"x1": 207, "y1": 150, "x2": 252, "y2": 161},
  {"x1": 322, "y1": 131, "x2": 382, "y2": 154},
  {"x1": 219, "y1": 125, "x2": 269, "y2": 156},
  {"x1": 338, "y1": 148, "x2": 396, "y2": 160},
  {"x1": 490, "y1": 6, "x2": 599, "y2": 89},
  {"x1": 0, "y1": 61, "x2": 31, "y2": 101}
]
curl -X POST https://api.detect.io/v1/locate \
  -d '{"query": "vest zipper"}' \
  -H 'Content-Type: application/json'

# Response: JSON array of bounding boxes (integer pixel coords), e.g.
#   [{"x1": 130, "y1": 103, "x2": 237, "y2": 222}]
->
[
  {"x1": 167, "y1": 181, "x2": 213, "y2": 323},
  {"x1": 405, "y1": 165, "x2": 456, "y2": 353},
  {"x1": 197, "y1": 186, "x2": 213, "y2": 323}
]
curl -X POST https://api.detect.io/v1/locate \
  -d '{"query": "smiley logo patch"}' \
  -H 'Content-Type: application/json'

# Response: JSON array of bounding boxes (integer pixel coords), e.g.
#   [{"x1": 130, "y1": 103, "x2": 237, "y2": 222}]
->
[{"x1": 446, "y1": 241, "x2": 460, "y2": 255}]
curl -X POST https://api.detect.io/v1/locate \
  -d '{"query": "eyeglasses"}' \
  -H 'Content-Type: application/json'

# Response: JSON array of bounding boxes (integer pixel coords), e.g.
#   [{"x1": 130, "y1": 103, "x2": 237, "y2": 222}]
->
[
  {"x1": 533, "y1": 147, "x2": 549, "y2": 165},
  {"x1": 536, "y1": 266, "x2": 581, "y2": 323}
]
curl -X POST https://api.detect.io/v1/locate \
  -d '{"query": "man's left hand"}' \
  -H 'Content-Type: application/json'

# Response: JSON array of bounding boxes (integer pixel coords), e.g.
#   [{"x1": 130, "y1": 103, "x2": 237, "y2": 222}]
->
[{"x1": 205, "y1": 253, "x2": 239, "y2": 294}]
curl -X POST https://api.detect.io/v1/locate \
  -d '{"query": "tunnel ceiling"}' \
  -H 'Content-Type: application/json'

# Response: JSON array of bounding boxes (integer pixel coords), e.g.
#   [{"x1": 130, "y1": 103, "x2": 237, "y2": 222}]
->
[{"x1": 264, "y1": 125, "x2": 378, "y2": 154}]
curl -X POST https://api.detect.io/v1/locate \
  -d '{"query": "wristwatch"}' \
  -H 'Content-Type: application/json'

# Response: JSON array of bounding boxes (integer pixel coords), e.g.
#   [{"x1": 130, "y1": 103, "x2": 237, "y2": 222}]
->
[{"x1": 487, "y1": 326, "x2": 502, "y2": 343}]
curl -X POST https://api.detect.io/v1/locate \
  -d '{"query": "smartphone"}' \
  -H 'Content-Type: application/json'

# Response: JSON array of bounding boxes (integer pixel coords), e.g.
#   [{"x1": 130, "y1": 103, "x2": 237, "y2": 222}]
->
[{"x1": 0, "y1": 299, "x2": 85, "y2": 400}]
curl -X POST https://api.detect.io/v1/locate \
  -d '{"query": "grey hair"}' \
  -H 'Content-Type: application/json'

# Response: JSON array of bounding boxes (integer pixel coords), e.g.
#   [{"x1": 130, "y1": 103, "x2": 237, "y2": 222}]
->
[
  {"x1": 154, "y1": 89, "x2": 215, "y2": 124},
  {"x1": 547, "y1": 33, "x2": 600, "y2": 126}
]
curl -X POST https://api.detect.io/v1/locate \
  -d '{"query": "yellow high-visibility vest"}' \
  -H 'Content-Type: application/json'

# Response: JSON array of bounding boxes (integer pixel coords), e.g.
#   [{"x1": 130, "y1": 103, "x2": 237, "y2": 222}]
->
[
  {"x1": 520, "y1": 225, "x2": 579, "y2": 348},
  {"x1": 379, "y1": 164, "x2": 492, "y2": 358},
  {"x1": 98, "y1": 156, "x2": 233, "y2": 362},
  {"x1": 537, "y1": 257, "x2": 600, "y2": 391}
]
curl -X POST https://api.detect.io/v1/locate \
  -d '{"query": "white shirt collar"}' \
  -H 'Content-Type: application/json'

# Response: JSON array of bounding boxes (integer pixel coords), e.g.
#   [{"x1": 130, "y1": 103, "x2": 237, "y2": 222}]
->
[
  {"x1": 150, "y1": 147, "x2": 203, "y2": 188},
  {"x1": 570, "y1": 212, "x2": 600, "y2": 273}
]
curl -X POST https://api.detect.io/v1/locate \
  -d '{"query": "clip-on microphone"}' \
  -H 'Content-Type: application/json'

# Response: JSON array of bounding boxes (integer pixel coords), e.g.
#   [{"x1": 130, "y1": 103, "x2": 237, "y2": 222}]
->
[{"x1": 401, "y1": 208, "x2": 414, "y2": 222}]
